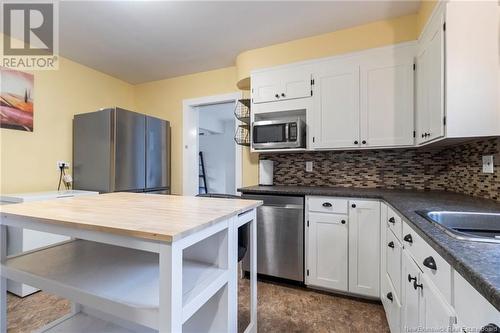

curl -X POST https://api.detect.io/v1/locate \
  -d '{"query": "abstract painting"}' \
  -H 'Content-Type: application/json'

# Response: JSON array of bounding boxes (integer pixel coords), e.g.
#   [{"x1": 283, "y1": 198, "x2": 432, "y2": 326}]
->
[{"x1": 0, "y1": 68, "x2": 34, "y2": 132}]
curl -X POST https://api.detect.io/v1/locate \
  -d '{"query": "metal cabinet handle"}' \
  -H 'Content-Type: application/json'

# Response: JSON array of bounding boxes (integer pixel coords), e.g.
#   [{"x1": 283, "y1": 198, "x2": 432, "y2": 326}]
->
[
  {"x1": 480, "y1": 324, "x2": 499, "y2": 333},
  {"x1": 386, "y1": 292, "x2": 393, "y2": 302},
  {"x1": 341, "y1": 220, "x2": 346, "y2": 224},
  {"x1": 413, "y1": 280, "x2": 423, "y2": 290},
  {"x1": 322, "y1": 202, "x2": 332, "y2": 208},
  {"x1": 408, "y1": 274, "x2": 416, "y2": 283},
  {"x1": 388, "y1": 217, "x2": 395, "y2": 224},
  {"x1": 351, "y1": 203, "x2": 356, "y2": 208},
  {"x1": 403, "y1": 234, "x2": 413, "y2": 244},
  {"x1": 423, "y1": 256, "x2": 437, "y2": 270},
  {"x1": 388, "y1": 241, "x2": 395, "y2": 248}
]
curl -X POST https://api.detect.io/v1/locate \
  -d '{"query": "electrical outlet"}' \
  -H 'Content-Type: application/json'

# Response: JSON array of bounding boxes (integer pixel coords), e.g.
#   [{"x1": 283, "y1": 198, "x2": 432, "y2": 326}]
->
[
  {"x1": 57, "y1": 161, "x2": 70, "y2": 170},
  {"x1": 306, "y1": 161, "x2": 313, "y2": 172},
  {"x1": 482, "y1": 155, "x2": 494, "y2": 174}
]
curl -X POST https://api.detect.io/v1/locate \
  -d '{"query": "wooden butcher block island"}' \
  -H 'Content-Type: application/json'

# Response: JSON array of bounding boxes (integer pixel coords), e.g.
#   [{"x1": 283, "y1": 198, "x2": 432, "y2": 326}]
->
[{"x1": 0, "y1": 192, "x2": 261, "y2": 333}]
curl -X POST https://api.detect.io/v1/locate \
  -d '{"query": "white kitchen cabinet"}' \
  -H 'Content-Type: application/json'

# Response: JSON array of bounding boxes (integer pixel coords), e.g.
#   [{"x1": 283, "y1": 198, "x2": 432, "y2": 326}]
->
[
  {"x1": 382, "y1": 273, "x2": 402, "y2": 333},
  {"x1": 380, "y1": 203, "x2": 388, "y2": 293},
  {"x1": 401, "y1": 250, "x2": 421, "y2": 332},
  {"x1": 251, "y1": 65, "x2": 312, "y2": 104},
  {"x1": 386, "y1": 228, "x2": 402, "y2": 298},
  {"x1": 454, "y1": 272, "x2": 500, "y2": 330},
  {"x1": 311, "y1": 60, "x2": 360, "y2": 149},
  {"x1": 401, "y1": 249, "x2": 457, "y2": 333},
  {"x1": 418, "y1": 273, "x2": 456, "y2": 332},
  {"x1": 416, "y1": 1, "x2": 499, "y2": 145},
  {"x1": 348, "y1": 200, "x2": 380, "y2": 297},
  {"x1": 311, "y1": 43, "x2": 415, "y2": 150},
  {"x1": 306, "y1": 212, "x2": 348, "y2": 292},
  {"x1": 359, "y1": 46, "x2": 415, "y2": 148},
  {"x1": 416, "y1": 10, "x2": 445, "y2": 145}
]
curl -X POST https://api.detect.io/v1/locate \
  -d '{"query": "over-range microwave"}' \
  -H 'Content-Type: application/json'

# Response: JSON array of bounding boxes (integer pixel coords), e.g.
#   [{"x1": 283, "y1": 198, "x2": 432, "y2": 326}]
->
[{"x1": 252, "y1": 118, "x2": 306, "y2": 150}]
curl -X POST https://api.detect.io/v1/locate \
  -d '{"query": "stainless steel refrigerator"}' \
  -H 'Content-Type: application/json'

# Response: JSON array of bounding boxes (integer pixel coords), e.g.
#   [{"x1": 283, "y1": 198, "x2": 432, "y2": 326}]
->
[{"x1": 73, "y1": 107, "x2": 171, "y2": 194}]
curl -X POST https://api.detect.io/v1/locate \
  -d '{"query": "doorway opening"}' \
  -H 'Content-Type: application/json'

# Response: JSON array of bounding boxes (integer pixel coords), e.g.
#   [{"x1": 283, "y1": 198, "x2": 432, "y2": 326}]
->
[
  {"x1": 182, "y1": 92, "x2": 242, "y2": 196},
  {"x1": 198, "y1": 102, "x2": 236, "y2": 195}
]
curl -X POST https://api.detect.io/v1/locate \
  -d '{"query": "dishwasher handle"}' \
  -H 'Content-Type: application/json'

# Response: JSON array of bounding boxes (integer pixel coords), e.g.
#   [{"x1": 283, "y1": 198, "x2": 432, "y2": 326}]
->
[{"x1": 262, "y1": 203, "x2": 303, "y2": 210}]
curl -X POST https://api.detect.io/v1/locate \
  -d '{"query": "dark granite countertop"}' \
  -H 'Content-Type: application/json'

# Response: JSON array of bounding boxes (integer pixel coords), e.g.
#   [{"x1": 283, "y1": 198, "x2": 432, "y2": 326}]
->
[{"x1": 238, "y1": 185, "x2": 500, "y2": 311}]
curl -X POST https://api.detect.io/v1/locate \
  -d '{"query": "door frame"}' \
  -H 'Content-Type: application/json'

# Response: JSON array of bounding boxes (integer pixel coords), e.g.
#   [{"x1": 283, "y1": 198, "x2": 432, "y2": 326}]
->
[{"x1": 182, "y1": 92, "x2": 243, "y2": 196}]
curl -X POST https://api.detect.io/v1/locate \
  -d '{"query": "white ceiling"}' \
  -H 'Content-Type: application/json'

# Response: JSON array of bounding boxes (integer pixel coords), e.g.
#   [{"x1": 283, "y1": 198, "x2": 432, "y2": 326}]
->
[{"x1": 59, "y1": 1, "x2": 421, "y2": 84}]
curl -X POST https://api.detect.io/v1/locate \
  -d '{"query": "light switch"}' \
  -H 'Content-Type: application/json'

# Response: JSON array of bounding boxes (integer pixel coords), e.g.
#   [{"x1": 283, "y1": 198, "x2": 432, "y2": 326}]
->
[
  {"x1": 306, "y1": 161, "x2": 313, "y2": 172},
  {"x1": 482, "y1": 155, "x2": 494, "y2": 174}
]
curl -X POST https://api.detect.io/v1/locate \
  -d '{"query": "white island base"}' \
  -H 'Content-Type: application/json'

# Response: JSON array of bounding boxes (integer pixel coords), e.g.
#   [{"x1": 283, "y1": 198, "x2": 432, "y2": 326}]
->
[{"x1": 0, "y1": 194, "x2": 258, "y2": 333}]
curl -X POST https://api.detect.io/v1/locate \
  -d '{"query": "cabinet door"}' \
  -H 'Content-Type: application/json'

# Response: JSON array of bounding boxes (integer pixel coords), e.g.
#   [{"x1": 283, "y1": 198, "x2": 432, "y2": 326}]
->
[
  {"x1": 306, "y1": 212, "x2": 348, "y2": 291},
  {"x1": 401, "y1": 250, "x2": 421, "y2": 332},
  {"x1": 454, "y1": 272, "x2": 500, "y2": 329},
  {"x1": 416, "y1": 14, "x2": 445, "y2": 144},
  {"x1": 348, "y1": 200, "x2": 380, "y2": 297},
  {"x1": 415, "y1": 49, "x2": 429, "y2": 145},
  {"x1": 419, "y1": 273, "x2": 456, "y2": 333},
  {"x1": 252, "y1": 66, "x2": 311, "y2": 104},
  {"x1": 312, "y1": 61, "x2": 360, "y2": 149},
  {"x1": 251, "y1": 71, "x2": 282, "y2": 104},
  {"x1": 360, "y1": 58, "x2": 414, "y2": 147},
  {"x1": 426, "y1": 23, "x2": 445, "y2": 142}
]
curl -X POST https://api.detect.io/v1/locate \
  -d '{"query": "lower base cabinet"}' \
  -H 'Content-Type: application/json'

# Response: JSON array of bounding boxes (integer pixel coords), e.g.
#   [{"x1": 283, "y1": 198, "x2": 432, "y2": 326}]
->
[
  {"x1": 306, "y1": 212, "x2": 348, "y2": 291},
  {"x1": 401, "y1": 249, "x2": 457, "y2": 333},
  {"x1": 381, "y1": 274, "x2": 402, "y2": 333},
  {"x1": 454, "y1": 272, "x2": 500, "y2": 330},
  {"x1": 401, "y1": 250, "x2": 421, "y2": 331},
  {"x1": 348, "y1": 200, "x2": 380, "y2": 297},
  {"x1": 419, "y1": 273, "x2": 456, "y2": 331},
  {"x1": 305, "y1": 195, "x2": 498, "y2": 333},
  {"x1": 306, "y1": 197, "x2": 380, "y2": 298}
]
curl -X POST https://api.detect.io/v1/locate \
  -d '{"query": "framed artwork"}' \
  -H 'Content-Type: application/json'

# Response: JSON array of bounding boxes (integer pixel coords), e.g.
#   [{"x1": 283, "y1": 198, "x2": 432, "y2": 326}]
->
[{"x1": 0, "y1": 67, "x2": 34, "y2": 132}]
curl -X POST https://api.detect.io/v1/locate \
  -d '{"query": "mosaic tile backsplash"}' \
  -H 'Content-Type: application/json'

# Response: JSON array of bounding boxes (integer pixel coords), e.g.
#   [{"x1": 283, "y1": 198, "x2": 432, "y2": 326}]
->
[{"x1": 260, "y1": 137, "x2": 500, "y2": 201}]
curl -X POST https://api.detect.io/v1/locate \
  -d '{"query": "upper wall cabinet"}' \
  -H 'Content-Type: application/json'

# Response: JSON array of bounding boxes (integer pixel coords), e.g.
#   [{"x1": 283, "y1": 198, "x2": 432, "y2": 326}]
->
[
  {"x1": 416, "y1": 1, "x2": 499, "y2": 145},
  {"x1": 312, "y1": 60, "x2": 360, "y2": 149},
  {"x1": 251, "y1": 65, "x2": 312, "y2": 104},
  {"x1": 359, "y1": 46, "x2": 415, "y2": 148},
  {"x1": 416, "y1": 13, "x2": 445, "y2": 145},
  {"x1": 311, "y1": 43, "x2": 415, "y2": 150}
]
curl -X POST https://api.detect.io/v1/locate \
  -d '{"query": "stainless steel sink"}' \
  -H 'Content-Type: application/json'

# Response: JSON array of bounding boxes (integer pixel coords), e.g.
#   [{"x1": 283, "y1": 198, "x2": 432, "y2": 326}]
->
[{"x1": 416, "y1": 211, "x2": 500, "y2": 244}]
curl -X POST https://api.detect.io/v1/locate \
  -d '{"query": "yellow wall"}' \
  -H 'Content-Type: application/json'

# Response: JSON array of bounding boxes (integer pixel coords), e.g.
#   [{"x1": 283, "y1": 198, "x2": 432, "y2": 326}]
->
[
  {"x1": 236, "y1": 14, "x2": 418, "y2": 89},
  {"x1": 417, "y1": 1, "x2": 439, "y2": 36},
  {"x1": 2, "y1": 5, "x2": 439, "y2": 195},
  {"x1": 0, "y1": 56, "x2": 135, "y2": 194},
  {"x1": 134, "y1": 67, "x2": 239, "y2": 195}
]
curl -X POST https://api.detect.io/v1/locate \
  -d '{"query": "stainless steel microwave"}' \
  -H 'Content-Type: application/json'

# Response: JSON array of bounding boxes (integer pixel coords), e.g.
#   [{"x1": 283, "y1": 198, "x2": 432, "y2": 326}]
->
[{"x1": 252, "y1": 118, "x2": 306, "y2": 150}]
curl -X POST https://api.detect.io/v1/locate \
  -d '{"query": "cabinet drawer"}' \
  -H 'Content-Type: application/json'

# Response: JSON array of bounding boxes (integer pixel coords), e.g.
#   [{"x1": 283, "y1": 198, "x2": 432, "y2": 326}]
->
[
  {"x1": 386, "y1": 206, "x2": 403, "y2": 241},
  {"x1": 307, "y1": 196, "x2": 348, "y2": 214},
  {"x1": 381, "y1": 273, "x2": 401, "y2": 333},
  {"x1": 402, "y1": 222, "x2": 452, "y2": 303},
  {"x1": 386, "y1": 228, "x2": 402, "y2": 298}
]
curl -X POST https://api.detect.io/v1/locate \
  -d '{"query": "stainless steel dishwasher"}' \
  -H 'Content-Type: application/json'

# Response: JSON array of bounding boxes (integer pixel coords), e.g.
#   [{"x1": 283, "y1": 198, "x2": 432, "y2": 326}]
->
[{"x1": 242, "y1": 194, "x2": 304, "y2": 282}]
